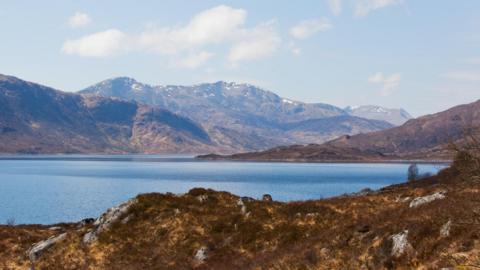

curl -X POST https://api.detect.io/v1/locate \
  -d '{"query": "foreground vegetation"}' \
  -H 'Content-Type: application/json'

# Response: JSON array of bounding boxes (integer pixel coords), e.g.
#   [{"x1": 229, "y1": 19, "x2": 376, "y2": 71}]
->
[{"x1": 1, "y1": 149, "x2": 480, "y2": 269}]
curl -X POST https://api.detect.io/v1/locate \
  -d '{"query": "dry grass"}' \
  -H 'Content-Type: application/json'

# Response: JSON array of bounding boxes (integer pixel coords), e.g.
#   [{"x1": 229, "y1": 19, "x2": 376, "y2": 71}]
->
[{"x1": 2, "y1": 153, "x2": 480, "y2": 269}]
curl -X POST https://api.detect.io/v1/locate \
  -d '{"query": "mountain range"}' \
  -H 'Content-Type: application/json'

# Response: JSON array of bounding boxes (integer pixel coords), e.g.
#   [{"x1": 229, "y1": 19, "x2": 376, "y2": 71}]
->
[
  {"x1": 79, "y1": 77, "x2": 408, "y2": 152},
  {"x1": 0, "y1": 73, "x2": 412, "y2": 154},
  {"x1": 200, "y1": 99, "x2": 480, "y2": 161}
]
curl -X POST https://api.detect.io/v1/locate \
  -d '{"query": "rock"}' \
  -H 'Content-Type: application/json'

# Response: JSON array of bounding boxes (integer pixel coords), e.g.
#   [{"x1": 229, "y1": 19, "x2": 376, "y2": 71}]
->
[
  {"x1": 262, "y1": 194, "x2": 273, "y2": 202},
  {"x1": 77, "y1": 218, "x2": 95, "y2": 228},
  {"x1": 409, "y1": 191, "x2": 446, "y2": 208},
  {"x1": 27, "y1": 233, "x2": 67, "y2": 261},
  {"x1": 237, "y1": 198, "x2": 247, "y2": 214},
  {"x1": 174, "y1": 208, "x2": 181, "y2": 215},
  {"x1": 48, "y1": 226, "x2": 63, "y2": 231},
  {"x1": 391, "y1": 230, "x2": 412, "y2": 257},
  {"x1": 194, "y1": 246, "x2": 209, "y2": 263},
  {"x1": 197, "y1": 195, "x2": 208, "y2": 203},
  {"x1": 440, "y1": 220, "x2": 452, "y2": 237},
  {"x1": 83, "y1": 198, "x2": 137, "y2": 244}
]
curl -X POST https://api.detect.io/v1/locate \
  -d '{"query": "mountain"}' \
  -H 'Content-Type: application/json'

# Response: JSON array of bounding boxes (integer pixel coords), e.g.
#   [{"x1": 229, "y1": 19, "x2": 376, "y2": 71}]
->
[
  {"x1": 345, "y1": 105, "x2": 412, "y2": 125},
  {"x1": 0, "y1": 74, "x2": 220, "y2": 154},
  {"x1": 80, "y1": 78, "x2": 394, "y2": 151},
  {"x1": 198, "y1": 99, "x2": 480, "y2": 161}
]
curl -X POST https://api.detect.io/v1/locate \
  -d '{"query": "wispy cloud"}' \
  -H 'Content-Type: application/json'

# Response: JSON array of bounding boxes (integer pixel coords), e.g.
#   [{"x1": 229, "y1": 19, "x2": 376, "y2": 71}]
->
[
  {"x1": 68, "y1": 12, "x2": 91, "y2": 28},
  {"x1": 354, "y1": 0, "x2": 402, "y2": 17},
  {"x1": 289, "y1": 18, "x2": 332, "y2": 39},
  {"x1": 368, "y1": 72, "x2": 402, "y2": 96},
  {"x1": 327, "y1": 0, "x2": 342, "y2": 16},
  {"x1": 61, "y1": 5, "x2": 280, "y2": 67},
  {"x1": 443, "y1": 70, "x2": 480, "y2": 82}
]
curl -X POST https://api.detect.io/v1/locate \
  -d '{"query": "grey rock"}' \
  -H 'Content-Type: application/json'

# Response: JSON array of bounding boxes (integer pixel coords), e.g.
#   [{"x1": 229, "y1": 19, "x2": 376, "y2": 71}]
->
[
  {"x1": 194, "y1": 246, "x2": 209, "y2": 263},
  {"x1": 391, "y1": 230, "x2": 412, "y2": 257},
  {"x1": 197, "y1": 194, "x2": 208, "y2": 203},
  {"x1": 237, "y1": 198, "x2": 247, "y2": 214},
  {"x1": 409, "y1": 191, "x2": 446, "y2": 208},
  {"x1": 27, "y1": 233, "x2": 67, "y2": 261},
  {"x1": 440, "y1": 220, "x2": 452, "y2": 237},
  {"x1": 83, "y1": 198, "x2": 137, "y2": 244}
]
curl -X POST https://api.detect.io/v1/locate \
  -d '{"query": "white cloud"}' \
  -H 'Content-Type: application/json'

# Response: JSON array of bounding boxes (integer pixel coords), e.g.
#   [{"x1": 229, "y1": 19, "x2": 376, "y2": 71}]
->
[
  {"x1": 175, "y1": 51, "x2": 214, "y2": 69},
  {"x1": 68, "y1": 12, "x2": 91, "y2": 28},
  {"x1": 355, "y1": 0, "x2": 402, "y2": 17},
  {"x1": 228, "y1": 21, "x2": 280, "y2": 65},
  {"x1": 61, "y1": 5, "x2": 280, "y2": 67},
  {"x1": 368, "y1": 72, "x2": 401, "y2": 96},
  {"x1": 327, "y1": 0, "x2": 342, "y2": 15},
  {"x1": 289, "y1": 18, "x2": 332, "y2": 39},
  {"x1": 62, "y1": 29, "x2": 127, "y2": 57},
  {"x1": 139, "y1": 5, "x2": 247, "y2": 54},
  {"x1": 443, "y1": 71, "x2": 480, "y2": 82}
]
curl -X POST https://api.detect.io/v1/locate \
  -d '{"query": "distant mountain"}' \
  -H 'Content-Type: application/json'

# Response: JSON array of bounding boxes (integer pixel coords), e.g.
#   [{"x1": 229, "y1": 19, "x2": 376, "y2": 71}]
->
[
  {"x1": 80, "y1": 78, "x2": 394, "y2": 151},
  {"x1": 198, "y1": 99, "x2": 480, "y2": 161},
  {"x1": 345, "y1": 105, "x2": 412, "y2": 125},
  {"x1": 0, "y1": 74, "x2": 219, "y2": 154}
]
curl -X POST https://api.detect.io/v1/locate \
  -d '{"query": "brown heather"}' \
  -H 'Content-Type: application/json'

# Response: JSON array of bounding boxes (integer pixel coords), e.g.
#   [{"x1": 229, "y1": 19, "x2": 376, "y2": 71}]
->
[{"x1": 2, "y1": 147, "x2": 480, "y2": 269}]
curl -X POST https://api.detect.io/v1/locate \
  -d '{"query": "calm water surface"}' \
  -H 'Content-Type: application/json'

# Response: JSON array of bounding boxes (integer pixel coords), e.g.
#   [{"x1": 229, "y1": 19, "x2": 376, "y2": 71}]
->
[{"x1": 0, "y1": 155, "x2": 446, "y2": 224}]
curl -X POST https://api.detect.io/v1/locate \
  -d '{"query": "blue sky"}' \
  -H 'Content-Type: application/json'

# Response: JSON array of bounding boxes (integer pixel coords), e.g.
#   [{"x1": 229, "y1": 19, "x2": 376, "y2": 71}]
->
[{"x1": 0, "y1": 0, "x2": 479, "y2": 116}]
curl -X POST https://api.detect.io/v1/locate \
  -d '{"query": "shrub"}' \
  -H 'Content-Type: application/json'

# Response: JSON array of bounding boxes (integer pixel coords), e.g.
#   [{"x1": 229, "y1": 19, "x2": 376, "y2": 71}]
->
[{"x1": 407, "y1": 164, "x2": 419, "y2": 182}]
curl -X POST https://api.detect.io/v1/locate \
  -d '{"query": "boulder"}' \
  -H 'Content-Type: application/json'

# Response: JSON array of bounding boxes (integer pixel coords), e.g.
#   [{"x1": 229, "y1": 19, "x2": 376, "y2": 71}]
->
[
  {"x1": 27, "y1": 233, "x2": 67, "y2": 261},
  {"x1": 194, "y1": 246, "x2": 209, "y2": 263},
  {"x1": 409, "y1": 191, "x2": 446, "y2": 208},
  {"x1": 237, "y1": 198, "x2": 247, "y2": 214},
  {"x1": 391, "y1": 230, "x2": 412, "y2": 257},
  {"x1": 83, "y1": 198, "x2": 137, "y2": 244},
  {"x1": 440, "y1": 220, "x2": 452, "y2": 237}
]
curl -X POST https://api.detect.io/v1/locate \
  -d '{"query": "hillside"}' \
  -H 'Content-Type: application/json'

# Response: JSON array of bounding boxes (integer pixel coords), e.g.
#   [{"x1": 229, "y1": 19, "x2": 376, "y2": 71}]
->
[
  {"x1": 200, "y1": 99, "x2": 480, "y2": 161},
  {"x1": 2, "y1": 157, "x2": 480, "y2": 269},
  {"x1": 0, "y1": 74, "x2": 219, "y2": 154},
  {"x1": 80, "y1": 78, "x2": 395, "y2": 150}
]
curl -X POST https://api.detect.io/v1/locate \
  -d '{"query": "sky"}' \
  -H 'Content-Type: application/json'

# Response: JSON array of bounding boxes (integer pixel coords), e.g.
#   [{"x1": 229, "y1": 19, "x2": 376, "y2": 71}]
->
[{"x1": 0, "y1": 0, "x2": 479, "y2": 116}]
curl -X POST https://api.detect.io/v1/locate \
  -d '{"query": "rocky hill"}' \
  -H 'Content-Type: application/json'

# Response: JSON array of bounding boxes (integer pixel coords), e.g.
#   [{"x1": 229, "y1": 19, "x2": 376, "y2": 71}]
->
[
  {"x1": 1, "y1": 157, "x2": 479, "y2": 269},
  {"x1": 200, "y1": 99, "x2": 480, "y2": 161},
  {"x1": 0, "y1": 74, "x2": 220, "y2": 154},
  {"x1": 80, "y1": 78, "x2": 395, "y2": 151}
]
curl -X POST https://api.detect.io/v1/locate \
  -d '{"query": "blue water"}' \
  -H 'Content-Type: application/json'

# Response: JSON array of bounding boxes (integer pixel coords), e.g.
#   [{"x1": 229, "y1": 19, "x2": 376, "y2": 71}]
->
[{"x1": 0, "y1": 155, "x2": 446, "y2": 225}]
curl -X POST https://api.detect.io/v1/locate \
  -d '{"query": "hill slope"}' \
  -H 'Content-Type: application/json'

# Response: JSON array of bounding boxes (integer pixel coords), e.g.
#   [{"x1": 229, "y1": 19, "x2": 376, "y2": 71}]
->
[
  {"x1": 0, "y1": 74, "x2": 218, "y2": 154},
  {"x1": 80, "y1": 78, "x2": 395, "y2": 151},
  {"x1": 199, "y1": 99, "x2": 480, "y2": 161},
  {"x1": 2, "y1": 161, "x2": 480, "y2": 269}
]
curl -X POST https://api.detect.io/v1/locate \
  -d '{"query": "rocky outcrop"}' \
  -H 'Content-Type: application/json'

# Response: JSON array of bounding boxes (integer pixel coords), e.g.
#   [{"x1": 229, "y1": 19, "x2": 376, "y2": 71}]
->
[
  {"x1": 194, "y1": 246, "x2": 209, "y2": 264},
  {"x1": 27, "y1": 233, "x2": 67, "y2": 261},
  {"x1": 440, "y1": 220, "x2": 452, "y2": 237},
  {"x1": 391, "y1": 230, "x2": 412, "y2": 258},
  {"x1": 409, "y1": 192, "x2": 446, "y2": 208},
  {"x1": 83, "y1": 199, "x2": 137, "y2": 244}
]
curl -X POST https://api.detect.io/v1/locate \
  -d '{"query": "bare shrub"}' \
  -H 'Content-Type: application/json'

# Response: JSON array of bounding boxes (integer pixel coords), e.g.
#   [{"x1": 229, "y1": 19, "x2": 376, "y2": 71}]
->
[{"x1": 6, "y1": 217, "x2": 15, "y2": 226}]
